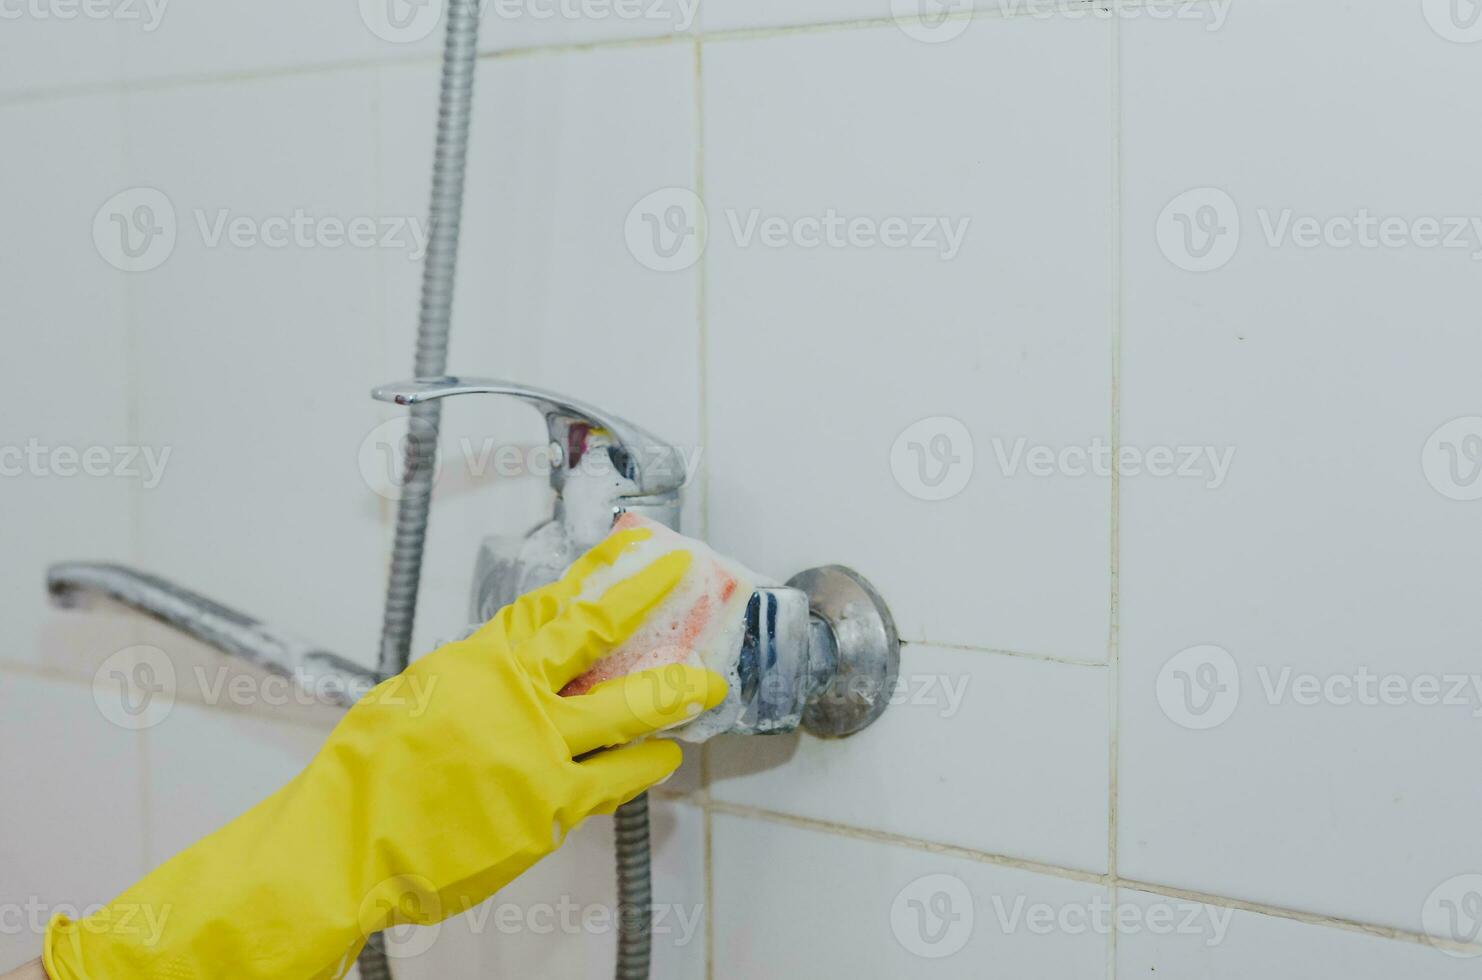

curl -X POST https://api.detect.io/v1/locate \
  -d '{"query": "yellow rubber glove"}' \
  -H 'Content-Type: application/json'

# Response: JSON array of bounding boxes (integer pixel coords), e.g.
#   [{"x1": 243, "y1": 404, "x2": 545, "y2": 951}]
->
[{"x1": 44, "y1": 526, "x2": 727, "y2": 980}]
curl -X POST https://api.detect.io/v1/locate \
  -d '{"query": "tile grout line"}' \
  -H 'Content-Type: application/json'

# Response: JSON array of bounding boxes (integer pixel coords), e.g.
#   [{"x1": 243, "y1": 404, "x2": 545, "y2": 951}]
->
[
  {"x1": 707, "y1": 800, "x2": 1110, "y2": 886},
  {"x1": 702, "y1": 801, "x2": 1480, "y2": 955},
  {"x1": 0, "y1": 49, "x2": 446, "y2": 107},
  {"x1": 370, "y1": 62, "x2": 390, "y2": 540},
  {"x1": 118, "y1": 81, "x2": 155, "y2": 880},
  {"x1": 909, "y1": 639, "x2": 1109, "y2": 668},
  {"x1": 693, "y1": 36, "x2": 711, "y2": 582},
  {"x1": 1115, "y1": 878, "x2": 1482, "y2": 957},
  {"x1": 0, "y1": 0, "x2": 1201, "y2": 108},
  {"x1": 1106, "y1": 4, "x2": 1125, "y2": 980},
  {"x1": 691, "y1": 28, "x2": 716, "y2": 980}
]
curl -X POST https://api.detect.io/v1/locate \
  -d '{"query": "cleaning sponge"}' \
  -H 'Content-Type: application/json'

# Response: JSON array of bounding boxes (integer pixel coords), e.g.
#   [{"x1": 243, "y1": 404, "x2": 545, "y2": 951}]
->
[{"x1": 560, "y1": 513, "x2": 759, "y2": 741}]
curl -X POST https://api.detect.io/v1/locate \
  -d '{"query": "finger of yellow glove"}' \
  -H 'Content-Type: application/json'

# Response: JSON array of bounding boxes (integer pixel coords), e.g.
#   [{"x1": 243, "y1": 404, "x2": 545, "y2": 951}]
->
[
  {"x1": 473, "y1": 526, "x2": 655, "y2": 647},
  {"x1": 550, "y1": 665, "x2": 728, "y2": 756},
  {"x1": 570, "y1": 739, "x2": 685, "y2": 817},
  {"x1": 527, "y1": 549, "x2": 692, "y2": 689}
]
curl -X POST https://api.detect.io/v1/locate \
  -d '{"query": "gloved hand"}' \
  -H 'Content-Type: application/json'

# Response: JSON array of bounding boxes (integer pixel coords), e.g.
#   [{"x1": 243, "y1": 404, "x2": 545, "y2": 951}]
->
[{"x1": 44, "y1": 525, "x2": 728, "y2": 980}]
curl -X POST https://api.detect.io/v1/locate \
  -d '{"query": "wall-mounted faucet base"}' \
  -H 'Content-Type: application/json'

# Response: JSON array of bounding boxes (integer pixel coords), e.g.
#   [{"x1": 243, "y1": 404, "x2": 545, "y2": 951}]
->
[{"x1": 787, "y1": 565, "x2": 900, "y2": 739}]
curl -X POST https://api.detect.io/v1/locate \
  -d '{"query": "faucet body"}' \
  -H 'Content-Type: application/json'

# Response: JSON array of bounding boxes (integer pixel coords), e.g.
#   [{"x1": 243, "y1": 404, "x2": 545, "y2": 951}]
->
[{"x1": 379, "y1": 378, "x2": 899, "y2": 739}]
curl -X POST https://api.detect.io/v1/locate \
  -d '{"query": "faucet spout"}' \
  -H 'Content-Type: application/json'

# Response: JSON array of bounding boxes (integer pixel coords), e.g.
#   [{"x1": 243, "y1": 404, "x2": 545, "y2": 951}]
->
[{"x1": 47, "y1": 562, "x2": 377, "y2": 708}]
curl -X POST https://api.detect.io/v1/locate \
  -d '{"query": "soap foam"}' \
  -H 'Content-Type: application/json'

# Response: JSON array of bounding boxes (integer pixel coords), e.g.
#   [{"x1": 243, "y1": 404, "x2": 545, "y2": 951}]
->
[{"x1": 559, "y1": 513, "x2": 760, "y2": 742}]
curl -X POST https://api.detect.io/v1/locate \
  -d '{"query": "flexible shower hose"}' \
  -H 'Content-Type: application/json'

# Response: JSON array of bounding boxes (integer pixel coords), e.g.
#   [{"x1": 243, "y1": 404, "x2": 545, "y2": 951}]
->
[
  {"x1": 359, "y1": 0, "x2": 655, "y2": 975},
  {"x1": 614, "y1": 793, "x2": 655, "y2": 977},
  {"x1": 357, "y1": 0, "x2": 480, "y2": 977}
]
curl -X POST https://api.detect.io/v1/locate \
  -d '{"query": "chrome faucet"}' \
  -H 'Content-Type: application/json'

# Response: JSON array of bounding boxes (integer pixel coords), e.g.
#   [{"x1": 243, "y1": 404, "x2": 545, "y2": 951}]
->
[
  {"x1": 45, "y1": 375, "x2": 899, "y2": 738},
  {"x1": 372, "y1": 376, "x2": 688, "y2": 611},
  {"x1": 373, "y1": 375, "x2": 900, "y2": 738}
]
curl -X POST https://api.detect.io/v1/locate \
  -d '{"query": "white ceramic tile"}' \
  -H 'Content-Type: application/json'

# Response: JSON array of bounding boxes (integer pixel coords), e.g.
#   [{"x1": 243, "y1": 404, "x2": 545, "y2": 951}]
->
[
  {"x1": 1116, "y1": 888, "x2": 1480, "y2": 979},
  {"x1": 343, "y1": 0, "x2": 697, "y2": 61},
  {"x1": 701, "y1": 0, "x2": 1015, "y2": 35},
  {"x1": 1118, "y1": 0, "x2": 1482, "y2": 935},
  {"x1": 711, "y1": 813, "x2": 1108, "y2": 978},
  {"x1": 698, "y1": 0, "x2": 1085, "y2": 36},
  {"x1": 123, "y1": 72, "x2": 390, "y2": 671},
  {"x1": 0, "y1": 93, "x2": 136, "y2": 677},
  {"x1": 703, "y1": 23, "x2": 1113, "y2": 660},
  {"x1": 0, "y1": 673, "x2": 146, "y2": 970},
  {"x1": 0, "y1": 11, "x2": 123, "y2": 95},
  {"x1": 387, "y1": 797, "x2": 706, "y2": 978},
  {"x1": 376, "y1": 46, "x2": 700, "y2": 655},
  {"x1": 701, "y1": 0, "x2": 880, "y2": 32},
  {"x1": 119, "y1": 1, "x2": 377, "y2": 83},
  {"x1": 478, "y1": 0, "x2": 698, "y2": 51},
  {"x1": 143, "y1": 700, "x2": 324, "y2": 865},
  {"x1": 710, "y1": 645, "x2": 1109, "y2": 873}
]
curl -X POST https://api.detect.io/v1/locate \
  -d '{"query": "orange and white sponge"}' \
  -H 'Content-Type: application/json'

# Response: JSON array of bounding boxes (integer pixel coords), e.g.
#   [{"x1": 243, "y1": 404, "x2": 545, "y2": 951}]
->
[{"x1": 560, "y1": 513, "x2": 758, "y2": 740}]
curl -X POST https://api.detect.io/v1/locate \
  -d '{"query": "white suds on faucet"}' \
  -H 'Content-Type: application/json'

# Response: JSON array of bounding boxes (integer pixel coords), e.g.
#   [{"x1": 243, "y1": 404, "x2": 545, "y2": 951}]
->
[{"x1": 561, "y1": 513, "x2": 763, "y2": 742}]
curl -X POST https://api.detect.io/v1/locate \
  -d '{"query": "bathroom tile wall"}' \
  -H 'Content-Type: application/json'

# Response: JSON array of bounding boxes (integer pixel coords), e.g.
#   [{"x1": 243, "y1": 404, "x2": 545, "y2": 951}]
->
[
  {"x1": 1116, "y1": 0, "x2": 1482, "y2": 937},
  {"x1": 3, "y1": 0, "x2": 1481, "y2": 976}
]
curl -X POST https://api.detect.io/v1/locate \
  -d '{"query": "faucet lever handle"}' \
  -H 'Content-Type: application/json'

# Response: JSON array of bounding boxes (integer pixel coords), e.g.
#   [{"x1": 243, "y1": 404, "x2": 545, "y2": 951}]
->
[{"x1": 371, "y1": 375, "x2": 688, "y2": 496}]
